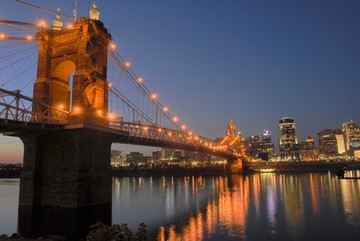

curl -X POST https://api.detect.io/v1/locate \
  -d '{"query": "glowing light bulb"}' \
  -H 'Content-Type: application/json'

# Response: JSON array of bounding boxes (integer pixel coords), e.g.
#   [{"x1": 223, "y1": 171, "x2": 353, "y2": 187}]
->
[
  {"x1": 163, "y1": 107, "x2": 168, "y2": 112},
  {"x1": 73, "y1": 107, "x2": 81, "y2": 114},
  {"x1": 137, "y1": 77, "x2": 143, "y2": 83},
  {"x1": 108, "y1": 82, "x2": 112, "y2": 87},
  {"x1": 26, "y1": 35, "x2": 33, "y2": 41},
  {"x1": 108, "y1": 113, "x2": 115, "y2": 120},
  {"x1": 151, "y1": 93, "x2": 158, "y2": 100},
  {"x1": 110, "y1": 43, "x2": 116, "y2": 50},
  {"x1": 0, "y1": 33, "x2": 6, "y2": 40},
  {"x1": 181, "y1": 125, "x2": 187, "y2": 130},
  {"x1": 173, "y1": 117, "x2": 178, "y2": 122},
  {"x1": 124, "y1": 61, "x2": 131, "y2": 68},
  {"x1": 38, "y1": 20, "x2": 46, "y2": 27}
]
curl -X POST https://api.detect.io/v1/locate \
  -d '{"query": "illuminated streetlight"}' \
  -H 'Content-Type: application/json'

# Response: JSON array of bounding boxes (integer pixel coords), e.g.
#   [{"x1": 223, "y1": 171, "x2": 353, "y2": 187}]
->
[
  {"x1": 181, "y1": 125, "x2": 187, "y2": 130},
  {"x1": 0, "y1": 33, "x2": 6, "y2": 40},
  {"x1": 26, "y1": 35, "x2": 33, "y2": 41}
]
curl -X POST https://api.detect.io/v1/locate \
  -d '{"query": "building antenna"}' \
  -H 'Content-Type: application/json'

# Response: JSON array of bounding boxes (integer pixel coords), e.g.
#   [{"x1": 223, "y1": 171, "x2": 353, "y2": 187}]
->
[{"x1": 13, "y1": 0, "x2": 75, "y2": 21}]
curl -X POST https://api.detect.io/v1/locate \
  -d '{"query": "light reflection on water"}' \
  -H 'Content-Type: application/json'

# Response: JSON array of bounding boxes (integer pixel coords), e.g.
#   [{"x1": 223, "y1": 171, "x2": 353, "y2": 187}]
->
[
  {"x1": 113, "y1": 172, "x2": 360, "y2": 241},
  {"x1": 1, "y1": 172, "x2": 360, "y2": 240}
]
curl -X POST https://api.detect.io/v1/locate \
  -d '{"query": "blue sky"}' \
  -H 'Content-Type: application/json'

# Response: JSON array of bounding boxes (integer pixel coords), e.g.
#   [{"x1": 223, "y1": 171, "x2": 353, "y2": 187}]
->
[{"x1": 1, "y1": 0, "x2": 360, "y2": 162}]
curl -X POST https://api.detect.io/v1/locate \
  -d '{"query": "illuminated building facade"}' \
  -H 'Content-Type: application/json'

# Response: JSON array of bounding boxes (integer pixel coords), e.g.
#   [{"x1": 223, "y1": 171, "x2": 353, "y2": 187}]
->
[
  {"x1": 318, "y1": 129, "x2": 343, "y2": 159},
  {"x1": 243, "y1": 136, "x2": 260, "y2": 158},
  {"x1": 278, "y1": 117, "x2": 299, "y2": 160},
  {"x1": 262, "y1": 130, "x2": 272, "y2": 142},
  {"x1": 299, "y1": 136, "x2": 319, "y2": 161},
  {"x1": 342, "y1": 121, "x2": 360, "y2": 151},
  {"x1": 126, "y1": 152, "x2": 145, "y2": 165},
  {"x1": 243, "y1": 130, "x2": 274, "y2": 161}
]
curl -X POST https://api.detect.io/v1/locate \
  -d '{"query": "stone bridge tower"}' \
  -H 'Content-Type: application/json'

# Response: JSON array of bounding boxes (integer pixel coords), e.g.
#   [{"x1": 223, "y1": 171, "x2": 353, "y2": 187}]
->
[
  {"x1": 18, "y1": 11, "x2": 114, "y2": 238},
  {"x1": 33, "y1": 16, "x2": 111, "y2": 125}
]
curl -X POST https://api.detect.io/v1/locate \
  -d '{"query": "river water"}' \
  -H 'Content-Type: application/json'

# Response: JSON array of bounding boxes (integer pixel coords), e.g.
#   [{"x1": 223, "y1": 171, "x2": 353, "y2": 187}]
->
[{"x1": 1, "y1": 172, "x2": 360, "y2": 240}]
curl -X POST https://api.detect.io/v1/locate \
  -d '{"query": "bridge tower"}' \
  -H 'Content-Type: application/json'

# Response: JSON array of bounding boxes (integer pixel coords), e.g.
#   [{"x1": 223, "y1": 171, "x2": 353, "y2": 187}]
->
[
  {"x1": 18, "y1": 10, "x2": 115, "y2": 238},
  {"x1": 33, "y1": 16, "x2": 111, "y2": 125}
]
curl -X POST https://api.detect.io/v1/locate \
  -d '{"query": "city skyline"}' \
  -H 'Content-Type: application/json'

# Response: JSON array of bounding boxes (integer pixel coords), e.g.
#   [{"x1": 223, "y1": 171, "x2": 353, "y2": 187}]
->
[{"x1": 1, "y1": 0, "x2": 360, "y2": 162}]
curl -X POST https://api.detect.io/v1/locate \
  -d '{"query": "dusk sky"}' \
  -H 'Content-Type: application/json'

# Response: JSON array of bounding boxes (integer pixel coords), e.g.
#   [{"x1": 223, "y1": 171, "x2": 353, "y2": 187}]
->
[{"x1": 1, "y1": 0, "x2": 360, "y2": 162}]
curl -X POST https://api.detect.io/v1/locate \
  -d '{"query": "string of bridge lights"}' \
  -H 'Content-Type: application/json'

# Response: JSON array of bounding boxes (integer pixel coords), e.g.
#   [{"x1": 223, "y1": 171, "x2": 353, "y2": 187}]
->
[
  {"x1": 0, "y1": 2, "x2": 240, "y2": 156},
  {"x1": 0, "y1": 14, "x2": 200, "y2": 144},
  {"x1": 108, "y1": 43, "x2": 190, "y2": 132}
]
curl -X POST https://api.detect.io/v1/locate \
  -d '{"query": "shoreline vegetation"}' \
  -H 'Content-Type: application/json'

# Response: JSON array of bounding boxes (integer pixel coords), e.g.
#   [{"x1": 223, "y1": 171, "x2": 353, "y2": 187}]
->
[{"x1": 0, "y1": 221, "x2": 156, "y2": 241}]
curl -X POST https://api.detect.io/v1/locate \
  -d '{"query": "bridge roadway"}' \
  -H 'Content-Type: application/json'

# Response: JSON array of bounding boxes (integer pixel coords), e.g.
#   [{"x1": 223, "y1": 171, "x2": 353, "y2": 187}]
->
[{"x1": 0, "y1": 87, "x2": 237, "y2": 160}]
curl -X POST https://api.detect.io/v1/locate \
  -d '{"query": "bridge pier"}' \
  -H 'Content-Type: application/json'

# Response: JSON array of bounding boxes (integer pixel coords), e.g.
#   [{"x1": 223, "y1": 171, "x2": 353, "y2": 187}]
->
[
  {"x1": 226, "y1": 158, "x2": 244, "y2": 174},
  {"x1": 19, "y1": 128, "x2": 113, "y2": 208},
  {"x1": 18, "y1": 127, "x2": 113, "y2": 238}
]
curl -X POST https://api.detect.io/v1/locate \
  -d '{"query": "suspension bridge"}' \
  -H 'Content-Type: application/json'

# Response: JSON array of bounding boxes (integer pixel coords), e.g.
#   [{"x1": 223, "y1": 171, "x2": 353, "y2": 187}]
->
[{"x1": 0, "y1": 1, "x2": 242, "y2": 213}]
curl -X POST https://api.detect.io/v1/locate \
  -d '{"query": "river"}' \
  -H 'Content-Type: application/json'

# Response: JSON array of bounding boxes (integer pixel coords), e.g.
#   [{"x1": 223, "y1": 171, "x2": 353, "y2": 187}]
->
[{"x1": 1, "y1": 171, "x2": 360, "y2": 240}]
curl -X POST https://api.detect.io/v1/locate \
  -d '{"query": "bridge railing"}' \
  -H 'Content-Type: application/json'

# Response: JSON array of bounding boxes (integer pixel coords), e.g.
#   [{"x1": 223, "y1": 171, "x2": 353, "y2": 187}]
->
[
  {"x1": 0, "y1": 88, "x2": 69, "y2": 124},
  {"x1": 109, "y1": 121, "x2": 234, "y2": 155}
]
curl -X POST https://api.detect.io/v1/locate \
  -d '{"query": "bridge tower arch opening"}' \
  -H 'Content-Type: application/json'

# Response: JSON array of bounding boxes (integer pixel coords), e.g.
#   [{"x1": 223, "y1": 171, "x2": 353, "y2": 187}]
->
[{"x1": 52, "y1": 60, "x2": 76, "y2": 112}]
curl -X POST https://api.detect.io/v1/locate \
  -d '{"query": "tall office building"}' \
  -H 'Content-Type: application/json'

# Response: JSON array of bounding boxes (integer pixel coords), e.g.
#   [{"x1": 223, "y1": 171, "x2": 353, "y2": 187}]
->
[
  {"x1": 342, "y1": 121, "x2": 360, "y2": 151},
  {"x1": 243, "y1": 131, "x2": 274, "y2": 161},
  {"x1": 278, "y1": 117, "x2": 299, "y2": 160},
  {"x1": 318, "y1": 129, "x2": 343, "y2": 159},
  {"x1": 262, "y1": 130, "x2": 272, "y2": 142}
]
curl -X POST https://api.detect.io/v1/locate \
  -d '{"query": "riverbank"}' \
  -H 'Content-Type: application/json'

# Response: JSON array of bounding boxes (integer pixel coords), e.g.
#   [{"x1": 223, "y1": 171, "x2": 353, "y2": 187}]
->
[{"x1": 242, "y1": 160, "x2": 360, "y2": 173}]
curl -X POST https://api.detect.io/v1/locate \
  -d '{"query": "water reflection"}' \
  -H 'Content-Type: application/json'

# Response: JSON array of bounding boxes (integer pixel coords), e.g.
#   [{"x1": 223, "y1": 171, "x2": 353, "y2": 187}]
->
[
  {"x1": 1, "y1": 172, "x2": 360, "y2": 240},
  {"x1": 112, "y1": 172, "x2": 360, "y2": 241}
]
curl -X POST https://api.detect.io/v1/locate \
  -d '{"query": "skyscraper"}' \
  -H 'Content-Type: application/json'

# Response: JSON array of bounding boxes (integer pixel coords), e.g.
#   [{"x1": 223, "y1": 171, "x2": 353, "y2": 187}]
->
[
  {"x1": 342, "y1": 120, "x2": 360, "y2": 151},
  {"x1": 318, "y1": 129, "x2": 343, "y2": 159},
  {"x1": 262, "y1": 130, "x2": 272, "y2": 142},
  {"x1": 278, "y1": 117, "x2": 299, "y2": 160}
]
